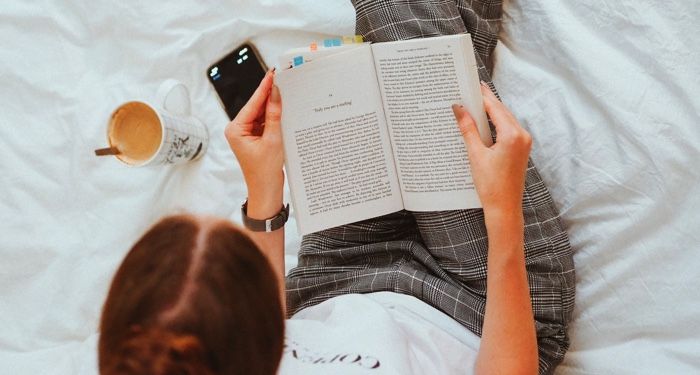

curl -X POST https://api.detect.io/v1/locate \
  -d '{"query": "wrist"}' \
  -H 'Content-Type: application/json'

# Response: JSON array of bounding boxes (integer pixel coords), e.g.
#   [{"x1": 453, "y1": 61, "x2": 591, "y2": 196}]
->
[
  {"x1": 483, "y1": 202, "x2": 522, "y2": 219},
  {"x1": 244, "y1": 170, "x2": 284, "y2": 213},
  {"x1": 483, "y1": 208, "x2": 525, "y2": 260},
  {"x1": 246, "y1": 192, "x2": 284, "y2": 220},
  {"x1": 483, "y1": 207, "x2": 524, "y2": 234},
  {"x1": 244, "y1": 169, "x2": 283, "y2": 192},
  {"x1": 246, "y1": 171, "x2": 284, "y2": 220}
]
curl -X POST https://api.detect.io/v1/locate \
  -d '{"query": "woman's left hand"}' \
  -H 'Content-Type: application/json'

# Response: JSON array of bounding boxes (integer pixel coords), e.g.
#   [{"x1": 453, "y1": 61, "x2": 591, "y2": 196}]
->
[{"x1": 224, "y1": 70, "x2": 285, "y2": 216}]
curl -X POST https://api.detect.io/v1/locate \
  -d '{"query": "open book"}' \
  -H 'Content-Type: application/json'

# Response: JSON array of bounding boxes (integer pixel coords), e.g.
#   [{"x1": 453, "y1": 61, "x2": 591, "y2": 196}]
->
[{"x1": 276, "y1": 34, "x2": 491, "y2": 235}]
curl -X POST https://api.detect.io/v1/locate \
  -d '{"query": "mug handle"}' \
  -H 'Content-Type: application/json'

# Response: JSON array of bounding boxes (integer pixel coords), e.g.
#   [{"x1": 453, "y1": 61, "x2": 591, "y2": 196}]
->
[{"x1": 156, "y1": 79, "x2": 191, "y2": 117}]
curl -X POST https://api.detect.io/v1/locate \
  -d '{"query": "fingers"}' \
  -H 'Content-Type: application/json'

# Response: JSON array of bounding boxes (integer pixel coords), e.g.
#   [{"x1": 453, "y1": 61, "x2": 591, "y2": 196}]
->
[
  {"x1": 235, "y1": 69, "x2": 275, "y2": 123},
  {"x1": 263, "y1": 84, "x2": 282, "y2": 139},
  {"x1": 481, "y1": 83, "x2": 511, "y2": 133},
  {"x1": 480, "y1": 83, "x2": 519, "y2": 134},
  {"x1": 479, "y1": 83, "x2": 532, "y2": 150},
  {"x1": 452, "y1": 104, "x2": 485, "y2": 154}
]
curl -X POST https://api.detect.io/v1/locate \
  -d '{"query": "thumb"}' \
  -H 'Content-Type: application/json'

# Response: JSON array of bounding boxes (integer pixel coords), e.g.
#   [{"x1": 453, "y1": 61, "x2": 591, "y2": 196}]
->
[
  {"x1": 263, "y1": 84, "x2": 282, "y2": 138},
  {"x1": 452, "y1": 104, "x2": 484, "y2": 154}
]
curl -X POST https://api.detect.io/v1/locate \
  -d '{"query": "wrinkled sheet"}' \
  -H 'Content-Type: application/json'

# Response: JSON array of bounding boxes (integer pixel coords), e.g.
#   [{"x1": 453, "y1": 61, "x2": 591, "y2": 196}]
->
[
  {"x1": 494, "y1": 1, "x2": 700, "y2": 373},
  {"x1": 0, "y1": 1, "x2": 354, "y2": 373},
  {"x1": 1, "y1": 0, "x2": 699, "y2": 374}
]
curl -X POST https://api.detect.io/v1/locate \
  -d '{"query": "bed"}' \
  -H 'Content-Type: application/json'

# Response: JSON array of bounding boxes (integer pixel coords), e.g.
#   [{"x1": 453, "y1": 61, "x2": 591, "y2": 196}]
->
[{"x1": 1, "y1": 0, "x2": 698, "y2": 374}]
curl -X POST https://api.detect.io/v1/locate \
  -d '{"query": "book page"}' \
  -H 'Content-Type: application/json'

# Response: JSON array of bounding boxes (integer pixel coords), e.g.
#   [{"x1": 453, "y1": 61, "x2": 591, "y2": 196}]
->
[
  {"x1": 275, "y1": 45, "x2": 403, "y2": 235},
  {"x1": 371, "y1": 34, "x2": 488, "y2": 211}
]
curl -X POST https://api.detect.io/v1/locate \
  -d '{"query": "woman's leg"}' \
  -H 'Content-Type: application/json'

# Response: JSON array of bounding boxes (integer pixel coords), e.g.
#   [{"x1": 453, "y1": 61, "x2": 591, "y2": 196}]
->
[
  {"x1": 353, "y1": 1, "x2": 575, "y2": 373},
  {"x1": 411, "y1": 172, "x2": 575, "y2": 375},
  {"x1": 353, "y1": 0, "x2": 501, "y2": 80},
  {"x1": 286, "y1": 210, "x2": 424, "y2": 314}
]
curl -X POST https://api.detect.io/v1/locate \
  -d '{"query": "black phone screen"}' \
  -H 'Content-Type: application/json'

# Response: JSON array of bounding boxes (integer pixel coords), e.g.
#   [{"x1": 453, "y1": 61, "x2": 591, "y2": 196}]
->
[{"x1": 208, "y1": 43, "x2": 267, "y2": 120}]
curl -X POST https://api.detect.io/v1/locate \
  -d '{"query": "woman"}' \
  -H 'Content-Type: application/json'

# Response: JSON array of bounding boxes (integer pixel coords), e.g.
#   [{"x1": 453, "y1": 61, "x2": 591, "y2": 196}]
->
[
  {"x1": 100, "y1": 74, "x2": 536, "y2": 375},
  {"x1": 100, "y1": 1, "x2": 574, "y2": 374},
  {"x1": 99, "y1": 77, "x2": 550, "y2": 375}
]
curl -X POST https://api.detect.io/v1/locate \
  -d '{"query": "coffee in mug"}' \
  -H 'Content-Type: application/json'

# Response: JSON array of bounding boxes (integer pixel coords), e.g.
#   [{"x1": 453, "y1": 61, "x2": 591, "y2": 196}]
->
[{"x1": 95, "y1": 80, "x2": 208, "y2": 166}]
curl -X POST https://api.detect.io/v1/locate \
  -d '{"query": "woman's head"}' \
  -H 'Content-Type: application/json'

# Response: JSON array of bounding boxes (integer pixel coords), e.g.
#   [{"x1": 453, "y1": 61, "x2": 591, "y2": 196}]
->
[{"x1": 99, "y1": 215, "x2": 284, "y2": 375}]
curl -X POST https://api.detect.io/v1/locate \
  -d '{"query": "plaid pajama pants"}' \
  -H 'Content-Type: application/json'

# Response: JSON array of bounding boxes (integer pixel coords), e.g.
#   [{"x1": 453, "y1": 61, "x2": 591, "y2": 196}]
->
[{"x1": 286, "y1": 1, "x2": 576, "y2": 373}]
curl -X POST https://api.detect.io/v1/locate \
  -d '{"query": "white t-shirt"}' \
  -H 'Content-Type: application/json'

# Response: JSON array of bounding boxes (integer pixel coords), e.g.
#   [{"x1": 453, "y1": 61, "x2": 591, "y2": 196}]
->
[{"x1": 280, "y1": 292, "x2": 481, "y2": 375}]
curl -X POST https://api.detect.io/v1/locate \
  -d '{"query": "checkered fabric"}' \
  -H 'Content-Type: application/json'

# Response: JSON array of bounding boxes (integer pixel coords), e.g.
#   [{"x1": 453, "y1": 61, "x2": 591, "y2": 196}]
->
[{"x1": 285, "y1": 1, "x2": 575, "y2": 373}]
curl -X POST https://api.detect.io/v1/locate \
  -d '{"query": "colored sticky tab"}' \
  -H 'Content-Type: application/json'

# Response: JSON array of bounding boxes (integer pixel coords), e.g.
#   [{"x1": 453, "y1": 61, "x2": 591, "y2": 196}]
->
[
  {"x1": 354, "y1": 35, "x2": 364, "y2": 43},
  {"x1": 331, "y1": 38, "x2": 342, "y2": 46},
  {"x1": 293, "y1": 55, "x2": 304, "y2": 67},
  {"x1": 323, "y1": 39, "x2": 333, "y2": 48},
  {"x1": 310, "y1": 42, "x2": 318, "y2": 51},
  {"x1": 342, "y1": 36, "x2": 353, "y2": 44}
]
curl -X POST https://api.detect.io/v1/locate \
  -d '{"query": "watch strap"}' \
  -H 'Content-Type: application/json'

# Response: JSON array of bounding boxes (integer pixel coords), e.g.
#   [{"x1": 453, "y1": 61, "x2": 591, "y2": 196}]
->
[{"x1": 241, "y1": 200, "x2": 289, "y2": 232}]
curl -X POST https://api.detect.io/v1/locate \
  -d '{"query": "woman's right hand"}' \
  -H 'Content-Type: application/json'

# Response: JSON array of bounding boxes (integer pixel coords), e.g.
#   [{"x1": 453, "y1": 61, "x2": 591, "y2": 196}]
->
[
  {"x1": 452, "y1": 83, "x2": 532, "y2": 216},
  {"x1": 224, "y1": 70, "x2": 285, "y2": 219}
]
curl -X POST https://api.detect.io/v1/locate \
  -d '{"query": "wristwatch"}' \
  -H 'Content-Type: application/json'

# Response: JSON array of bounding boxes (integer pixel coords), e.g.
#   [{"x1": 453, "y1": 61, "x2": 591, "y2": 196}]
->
[{"x1": 241, "y1": 200, "x2": 290, "y2": 232}]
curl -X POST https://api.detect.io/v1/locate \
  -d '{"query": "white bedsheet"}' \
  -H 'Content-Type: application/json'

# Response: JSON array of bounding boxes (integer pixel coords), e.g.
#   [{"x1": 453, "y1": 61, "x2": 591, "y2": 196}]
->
[
  {"x1": 1, "y1": 0, "x2": 698, "y2": 374},
  {"x1": 494, "y1": 1, "x2": 700, "y2": 374},
  {"x1": 0, "y1": 1, "x2": 354, "y2": 373}
]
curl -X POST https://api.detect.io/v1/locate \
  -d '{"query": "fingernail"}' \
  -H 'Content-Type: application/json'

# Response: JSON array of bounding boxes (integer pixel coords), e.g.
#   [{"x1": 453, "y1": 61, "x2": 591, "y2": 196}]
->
[
  {"x1": 480, "y1": 80, "x2": 489, "y2": 87},
  {"x1": 451, "y1": 104, "x2": 463, "y2": 117},
  {"x1": 271, "y1": 85, "x2": 281, "y2": 102},
  {"x1": 271, "y1": 67, "x2": 276, "y2": 73}
]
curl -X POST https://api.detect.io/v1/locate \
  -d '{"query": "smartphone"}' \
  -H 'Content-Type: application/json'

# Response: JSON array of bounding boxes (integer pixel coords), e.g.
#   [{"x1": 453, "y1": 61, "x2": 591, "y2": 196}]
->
[{"x1": 207, "y1": 43, "x2": 267, "y2": 120}]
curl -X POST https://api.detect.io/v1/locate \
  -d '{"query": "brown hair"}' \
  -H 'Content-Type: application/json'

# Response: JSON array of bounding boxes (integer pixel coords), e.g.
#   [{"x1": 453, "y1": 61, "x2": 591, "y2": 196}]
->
[{"x1": 99, "y1": 215, "x2": 284, "y2": 375}]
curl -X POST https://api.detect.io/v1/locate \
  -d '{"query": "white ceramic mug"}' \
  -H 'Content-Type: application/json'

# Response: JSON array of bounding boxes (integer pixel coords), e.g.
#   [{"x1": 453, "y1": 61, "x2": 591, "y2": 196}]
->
[{"x1": 96, "y1": 80, "x2": 209, "y2": 166}]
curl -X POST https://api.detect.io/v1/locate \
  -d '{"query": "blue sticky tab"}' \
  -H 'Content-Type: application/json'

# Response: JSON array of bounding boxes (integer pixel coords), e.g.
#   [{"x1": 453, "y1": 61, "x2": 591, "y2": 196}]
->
[
  {"x1": 323, "y1": 39, "x2": 333, "y2": 48},
  {"x1": 293, "y1": 55, "x2": 304, "y2": 67},
  {"x1": 332, "y1": 38, "x2": 342, "y2": 46}
]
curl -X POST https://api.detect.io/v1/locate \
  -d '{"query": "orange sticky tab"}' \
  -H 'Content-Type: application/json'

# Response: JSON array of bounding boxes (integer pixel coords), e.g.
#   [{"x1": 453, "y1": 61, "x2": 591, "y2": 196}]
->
[
  {"x1": 310, "y1": 42, "x2": 318, "y2": 51},
  {"x1": 342, "y1": 36, "x2": 353, "y2": 44}
]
